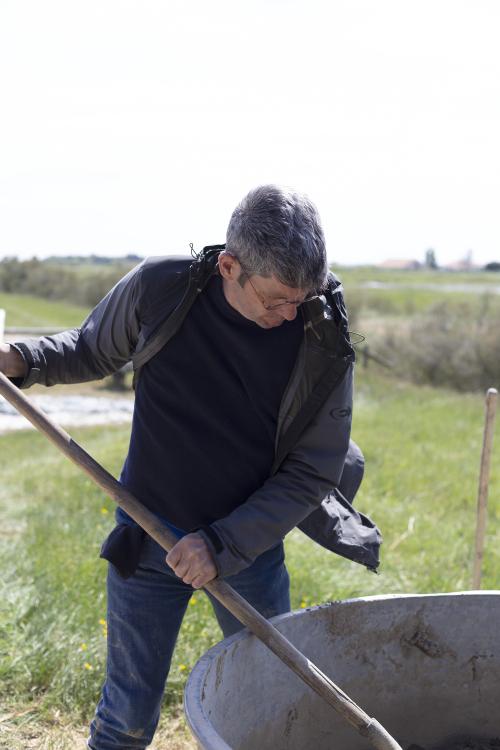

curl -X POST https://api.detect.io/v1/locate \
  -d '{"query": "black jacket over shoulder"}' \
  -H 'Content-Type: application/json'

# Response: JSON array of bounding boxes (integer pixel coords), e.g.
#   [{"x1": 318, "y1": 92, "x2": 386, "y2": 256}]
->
[{"x1": 13, "y1": 247, "x2": 382, "y2": 576}]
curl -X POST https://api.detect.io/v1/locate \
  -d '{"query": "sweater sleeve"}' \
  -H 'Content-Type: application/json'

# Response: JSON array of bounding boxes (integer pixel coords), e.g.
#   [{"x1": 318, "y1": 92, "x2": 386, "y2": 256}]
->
[{"x1": 12, "y1": 262, "x2": 145, "y2": 388}]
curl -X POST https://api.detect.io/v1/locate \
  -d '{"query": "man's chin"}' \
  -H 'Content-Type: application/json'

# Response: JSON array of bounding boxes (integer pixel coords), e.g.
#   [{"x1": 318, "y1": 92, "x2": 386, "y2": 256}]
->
[{"x1": 258, "y1": 318, "x2": 284, "y2": 329}]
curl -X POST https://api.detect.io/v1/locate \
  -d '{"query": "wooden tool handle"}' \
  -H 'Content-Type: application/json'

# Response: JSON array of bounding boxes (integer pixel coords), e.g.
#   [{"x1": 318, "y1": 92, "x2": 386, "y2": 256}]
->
[
  {"x1": 472, "y1": 387, "x2": 498, "y2": 589},
  {"x1": 0, "y1": 372, "x2": 402, "y2": 750}
]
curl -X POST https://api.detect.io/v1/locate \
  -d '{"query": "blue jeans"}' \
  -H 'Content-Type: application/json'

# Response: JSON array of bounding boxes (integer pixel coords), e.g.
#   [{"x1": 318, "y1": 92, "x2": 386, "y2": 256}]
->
[{"x1": 88, "y1": 534, "x2": 290, "y2": 749}]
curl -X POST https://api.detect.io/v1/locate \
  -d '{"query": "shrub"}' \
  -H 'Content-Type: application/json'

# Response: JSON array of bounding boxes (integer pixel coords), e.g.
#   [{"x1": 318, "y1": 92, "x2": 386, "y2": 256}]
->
[
  {"x1": 378, "y1": 298, "x2": 500, "y2": 392},
  {"x1": 0, "y1": 258, "x2": 135, "y2": 308}
]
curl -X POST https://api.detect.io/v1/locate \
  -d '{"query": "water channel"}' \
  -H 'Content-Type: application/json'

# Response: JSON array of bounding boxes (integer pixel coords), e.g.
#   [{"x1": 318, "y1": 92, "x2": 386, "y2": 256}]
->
[{"x1": 0, "y1": 393, "x2": 134, "y2": 433}]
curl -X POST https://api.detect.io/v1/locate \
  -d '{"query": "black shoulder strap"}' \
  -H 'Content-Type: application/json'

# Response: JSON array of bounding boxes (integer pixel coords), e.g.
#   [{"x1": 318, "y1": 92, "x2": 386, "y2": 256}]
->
[
  {"x1": 132, "y1": 245, "x2": 224, "y2": 386},
  {"x1": 270, "y1": 356, "x2": 350, "y2": 475},
  {"x1": 270, "y1": 276, "x2": 355, "y2": 474}
]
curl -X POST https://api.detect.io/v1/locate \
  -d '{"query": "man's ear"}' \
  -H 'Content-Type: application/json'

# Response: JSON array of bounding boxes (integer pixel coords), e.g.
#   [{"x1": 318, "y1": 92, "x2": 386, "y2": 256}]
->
[{"x1": 218, "y1": 251, "x2": 240, "y2": 281}]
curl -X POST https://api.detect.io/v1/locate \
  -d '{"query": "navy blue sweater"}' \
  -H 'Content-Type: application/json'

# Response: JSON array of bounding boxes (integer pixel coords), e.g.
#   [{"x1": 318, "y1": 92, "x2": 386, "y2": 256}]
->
[{"x1": 120, "y1": 273, "x2": 303, "y2": 531}]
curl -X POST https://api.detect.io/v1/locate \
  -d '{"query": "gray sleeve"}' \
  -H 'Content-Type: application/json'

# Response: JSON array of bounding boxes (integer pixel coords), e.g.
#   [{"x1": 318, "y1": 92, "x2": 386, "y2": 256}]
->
[
  {"x1": 12, "y1": 261, "x2": 145, "y2": 388},
  {"x1": 199, "y1": 365, "x2": 353, "y2": 578}
]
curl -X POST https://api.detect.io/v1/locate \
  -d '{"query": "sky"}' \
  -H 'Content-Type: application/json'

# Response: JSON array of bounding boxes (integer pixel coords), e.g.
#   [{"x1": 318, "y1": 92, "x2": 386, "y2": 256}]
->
[{"x1": 0, "y1": 0, "x2": 499, "y2": 266}]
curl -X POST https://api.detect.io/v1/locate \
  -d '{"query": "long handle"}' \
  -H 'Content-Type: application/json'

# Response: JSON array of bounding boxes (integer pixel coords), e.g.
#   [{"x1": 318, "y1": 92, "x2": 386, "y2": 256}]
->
[
  {"x1": 472, "y1": 387, "x2": 498, "y2": 589},
  {"x1": 0, "y1": 372, "x2": 402, "y2": 750}
]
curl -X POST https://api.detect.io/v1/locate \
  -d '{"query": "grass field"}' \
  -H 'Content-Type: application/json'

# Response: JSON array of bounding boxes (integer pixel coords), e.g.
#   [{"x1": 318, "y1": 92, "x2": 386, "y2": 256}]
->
[
  {"x1": 1, "y1": 368, "x2": 498, "y2": 747},
  {"x1": 328, "y1": 266, "x2": 500, "y2": 323},
  {"x1": 1, "y1": 270, "x2": 499, "y2": 746},
  {"x1": 2, "y1": 267, "x2": 500, "y2": 331},
  {"x1": 333, "y1": 266, "x2": 500, "y2": 286},
  {"x1": 0, "y1": 293, "x2": 90, "y2": 329}
]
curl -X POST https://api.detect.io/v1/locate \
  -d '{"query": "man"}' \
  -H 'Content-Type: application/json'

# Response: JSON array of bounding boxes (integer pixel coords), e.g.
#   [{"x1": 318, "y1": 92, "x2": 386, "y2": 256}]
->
[{"x1": 0, "y1": 185, "x2": 380, "y2": 749}]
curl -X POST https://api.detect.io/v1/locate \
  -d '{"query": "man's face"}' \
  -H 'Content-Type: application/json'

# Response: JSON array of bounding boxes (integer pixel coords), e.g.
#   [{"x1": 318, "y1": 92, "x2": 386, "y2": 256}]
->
[{"x1": 218, "y1": 253, "x2": 307, "y2": 329}]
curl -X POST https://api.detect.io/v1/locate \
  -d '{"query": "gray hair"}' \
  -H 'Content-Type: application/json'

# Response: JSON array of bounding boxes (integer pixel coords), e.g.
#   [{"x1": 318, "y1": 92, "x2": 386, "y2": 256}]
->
[{"x1": 225, "y1": 185, "x2": 328, "y2": 291}]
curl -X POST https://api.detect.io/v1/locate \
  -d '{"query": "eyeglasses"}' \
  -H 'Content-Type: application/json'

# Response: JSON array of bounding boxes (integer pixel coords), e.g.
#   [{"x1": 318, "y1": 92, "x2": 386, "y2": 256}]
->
[{"x1": 237, "y1": 260, "x2": 320, "y2": 311}]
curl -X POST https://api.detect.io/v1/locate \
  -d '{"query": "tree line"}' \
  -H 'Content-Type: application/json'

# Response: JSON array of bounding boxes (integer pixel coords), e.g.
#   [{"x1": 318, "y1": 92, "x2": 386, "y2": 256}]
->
[{"x1": 0, "y1": 257, "x2": 138, "y2": 307}]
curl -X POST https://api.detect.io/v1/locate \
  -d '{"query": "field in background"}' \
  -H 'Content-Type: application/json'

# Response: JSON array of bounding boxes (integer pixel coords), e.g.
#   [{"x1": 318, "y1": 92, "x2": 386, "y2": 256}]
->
[
  {"x1": 334, "y1": 266, "x2": 500, "y2": 286},
  {"x1": 0, "y1": 293, "x2": 90, "y2": 329},
  {"x1": 1, "y1": 266, "x2": 499, "y2": 747},
  {"x1": 1, "y1": 368, "x2": 498, "y2": 747},
  {"x1": 332, "y1": 266, "x2": 500, "y2": 326},
  {"x1": 2, "y1": 266, "x2": 500, "y2": 328}
]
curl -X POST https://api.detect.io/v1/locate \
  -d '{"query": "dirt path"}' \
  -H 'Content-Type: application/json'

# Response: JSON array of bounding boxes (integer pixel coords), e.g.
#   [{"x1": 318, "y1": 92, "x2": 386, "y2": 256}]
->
[{"x1": 0, "y1": 708, "x2": 197, "y2": 750}]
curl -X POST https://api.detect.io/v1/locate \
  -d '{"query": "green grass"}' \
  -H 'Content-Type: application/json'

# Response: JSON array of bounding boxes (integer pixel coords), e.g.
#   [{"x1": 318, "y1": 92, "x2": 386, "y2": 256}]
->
[
  {"x1": 330, "y1": 266, "x2": 500, "y2": 320},
  {"x1": 332, "y1": 265, "x2": 500, "y2": 287},
  {"x1": 0, "y1": 293, "x2": 90, "y2": 328},
  {"x1": 1, "y1": 370, "x2": 499, "y2": 727},
  {"x1": 2, "y1": 267, "x2": 499, "y2": 331}
]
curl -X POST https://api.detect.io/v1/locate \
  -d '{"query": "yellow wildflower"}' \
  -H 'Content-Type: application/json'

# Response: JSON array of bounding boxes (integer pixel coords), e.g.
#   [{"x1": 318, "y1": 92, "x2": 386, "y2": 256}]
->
[
  {"x1": 100, "y1": 507, "x2": 109, "y2": 515},
  {"x1": 84, "y1": 663, "x2": 93, "y2": 671},
  {"x1": 189, "y1": 597, "x2": 197, "y2": 606},
  {"x1": 79, "y1": 643, "x2": 88, "y2": 651},
  {"x1": 99, "y1": 618, "x2": 106, "y2": 626},
  {"x1": 178, "y1": 664, "x2": 187, "y2": 671}
]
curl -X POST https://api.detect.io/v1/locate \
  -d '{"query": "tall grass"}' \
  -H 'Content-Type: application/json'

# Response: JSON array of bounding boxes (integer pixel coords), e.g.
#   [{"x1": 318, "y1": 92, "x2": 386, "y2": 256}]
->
[
  {"x1": 376, "y1": 299, "x2": 500, "y2": 392},
  {"x1": 333, "y1": 266, "x2": 500, "y2": 321},
  {"x1": 1, "y1": 369, "x2": 498, "y2": 727},
  {"x1": 0, "y1": 258, "x2": 135, "y2": 308}
]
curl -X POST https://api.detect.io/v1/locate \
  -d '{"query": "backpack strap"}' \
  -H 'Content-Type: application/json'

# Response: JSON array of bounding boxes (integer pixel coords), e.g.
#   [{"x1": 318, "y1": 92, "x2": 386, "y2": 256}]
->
[
  {"x1": 270, "y1": 277, "x2": 355, "y2": 474},
  {"x1": 270, "y1": 355, "x2": 351, "y2": 475},
  {"x1": 132, "y1": 244, "x2": 224, "y2": 386}
]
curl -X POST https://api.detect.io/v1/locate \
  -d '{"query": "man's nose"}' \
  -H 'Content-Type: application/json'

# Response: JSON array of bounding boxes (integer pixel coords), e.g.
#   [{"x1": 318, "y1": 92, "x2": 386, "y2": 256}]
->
[{"x1": 281, "y1": 304, "x2": 298, "y2": 321}]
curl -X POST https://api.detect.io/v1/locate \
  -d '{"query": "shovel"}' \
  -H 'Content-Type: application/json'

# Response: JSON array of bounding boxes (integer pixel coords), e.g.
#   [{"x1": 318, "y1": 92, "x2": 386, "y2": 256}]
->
[{"x1": 0, "y1": 371, "x2": 402, "y2": 750}]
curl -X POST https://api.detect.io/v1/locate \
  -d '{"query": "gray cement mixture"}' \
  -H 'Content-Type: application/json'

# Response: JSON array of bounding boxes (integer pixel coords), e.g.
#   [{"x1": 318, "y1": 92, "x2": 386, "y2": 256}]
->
[{"x1": 409, "y1": 739, "x2": 500, "y2": 750}]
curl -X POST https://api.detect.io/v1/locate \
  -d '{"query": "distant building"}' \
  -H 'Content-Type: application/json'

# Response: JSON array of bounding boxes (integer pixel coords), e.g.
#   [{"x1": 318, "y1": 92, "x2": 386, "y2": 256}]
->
[
  {"x1": 443, "y1": 250, "x2": 479, "y2": 271},
  {"x1": 443, "y1": 260, "x2": 480, "y2": 272},
  {"x1": 379, "y1": 259, "x2": 422, "y2": 270}
]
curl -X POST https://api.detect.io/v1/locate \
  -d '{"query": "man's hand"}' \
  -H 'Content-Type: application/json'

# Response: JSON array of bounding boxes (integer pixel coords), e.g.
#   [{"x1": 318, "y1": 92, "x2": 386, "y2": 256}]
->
[
  {"x1": 0, "y1": 344, "x2": 27, "y2": 378},
  {"x1": 166, "y1": 532, "x2": 217, "y2": 589}
]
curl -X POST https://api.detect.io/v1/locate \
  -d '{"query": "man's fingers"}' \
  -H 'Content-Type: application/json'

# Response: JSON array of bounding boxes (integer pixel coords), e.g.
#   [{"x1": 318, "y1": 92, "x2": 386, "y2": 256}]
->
[
  {"x1": 166, "y1": 555, "x2": 190, "y2": 579},
  {"x1": 190, "y1": 572, "x2": 216, "y2": 589},
  {"x1": 166, "y1": 550, "x2": 198, "y2": 580},
  {"x1": 180, "y1": 566, "x2": 204, "y2": 586},
  {"x1": 165, "y1": 545, "x2": 182, "y2": 569},
  {"x1": 165, "y1": 533, "x2": 217, "y2": 587},
  {"x1": 190, "y1": 577, "x2": 204, "y2": 589},
  {"x1": 168, "y1": 565, "x2": 205, "y2": 587},
  {"x1": 175, "y1": 562, "x2": 191, "y2": 579}
]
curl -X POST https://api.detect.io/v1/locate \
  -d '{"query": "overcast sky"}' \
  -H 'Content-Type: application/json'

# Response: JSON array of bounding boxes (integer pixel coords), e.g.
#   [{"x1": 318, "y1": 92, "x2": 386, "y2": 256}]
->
[{"x1": 0, "y1": 0, "x2": 499, "y2": 265}]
